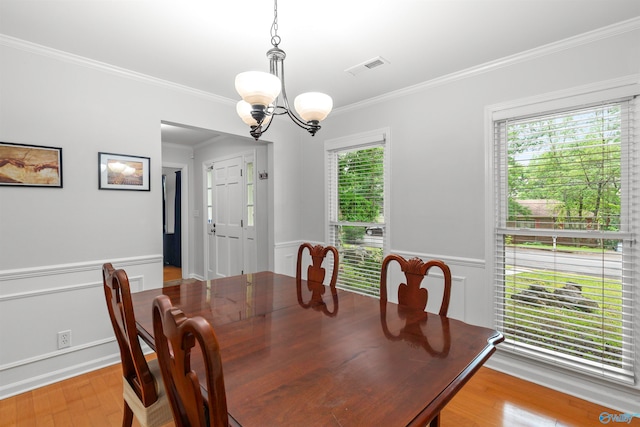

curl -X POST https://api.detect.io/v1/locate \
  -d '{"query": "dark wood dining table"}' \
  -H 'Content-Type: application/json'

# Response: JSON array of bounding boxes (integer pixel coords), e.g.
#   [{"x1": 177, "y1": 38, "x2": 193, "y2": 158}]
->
[{"x1": 131, "y1": 271, "x2": 503, "y2": 426}]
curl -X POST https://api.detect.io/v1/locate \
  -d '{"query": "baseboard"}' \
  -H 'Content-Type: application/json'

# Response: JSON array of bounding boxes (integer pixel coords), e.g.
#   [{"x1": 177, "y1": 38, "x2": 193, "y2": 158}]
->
[
  {"x1": 486, "y1": 350, "x2": 640, "y2": 414},
  {"x1": 0, "y1": 339, "x2": 121, "y2": 399}
]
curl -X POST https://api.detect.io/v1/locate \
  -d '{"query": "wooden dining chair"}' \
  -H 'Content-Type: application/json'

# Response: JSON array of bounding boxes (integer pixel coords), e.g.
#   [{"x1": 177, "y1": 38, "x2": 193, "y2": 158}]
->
[
  {"x1": 380, "y1": 254, "x2": 452, "y2": 315},
  {"x1": 379, "y1": 254, "x2": 452, "y2": 427},
  {"x1": 296, "y1": 243, "x2": 339, "y2": 315},
  {"x1": 102, "y1": 263, "x2": 173, "y2": 427},
  {"x1": 152, "y1": 294, "x2": 230, "y2": 427}
]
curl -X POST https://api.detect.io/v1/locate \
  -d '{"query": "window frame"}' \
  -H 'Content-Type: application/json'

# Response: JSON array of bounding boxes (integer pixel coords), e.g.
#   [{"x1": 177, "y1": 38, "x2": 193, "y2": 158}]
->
[
  {"x1": 325, "y1": 128, "x2": 391, "y2": 296},
  {"x1": 485, "y1": 77, "x2": 639, "y2": 384}
]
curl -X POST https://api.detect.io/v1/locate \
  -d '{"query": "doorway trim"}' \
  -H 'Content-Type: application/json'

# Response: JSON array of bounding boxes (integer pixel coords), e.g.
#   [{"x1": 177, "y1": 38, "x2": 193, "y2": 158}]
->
[
  {"x1": 163, "y1": 161, "x2": 189, "y2": 279},
  {"x1": 203, "y1": 150, "x2": 258, "y2": 279}
]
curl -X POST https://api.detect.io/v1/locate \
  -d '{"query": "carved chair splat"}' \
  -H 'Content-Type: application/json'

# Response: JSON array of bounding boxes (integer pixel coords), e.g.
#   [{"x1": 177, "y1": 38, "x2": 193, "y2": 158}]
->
[
  {"x1": 152, "y1": 295, "x2": 230, "y2": 427},
  {"x1": 296, "y1": 243, "x2": 340, "y2": 315}
]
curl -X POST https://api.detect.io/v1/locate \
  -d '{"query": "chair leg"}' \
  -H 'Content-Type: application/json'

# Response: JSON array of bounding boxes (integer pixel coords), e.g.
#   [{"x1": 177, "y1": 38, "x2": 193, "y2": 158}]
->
[
  {"x1": 429, "y1": 413, "x2": 440, "y2": 427},
  {"x1": 122, "y1": 401, "x2": 134, "y2": 427}
]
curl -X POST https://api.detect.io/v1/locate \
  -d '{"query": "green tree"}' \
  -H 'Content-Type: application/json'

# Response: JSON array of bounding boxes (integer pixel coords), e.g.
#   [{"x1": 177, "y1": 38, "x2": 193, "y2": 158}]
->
[
  {"x1": 507, "y1": 106, "x2": 621, "y2": 230},
  {"x1": 338, "y1": 147, "x2": 384, "y2": 222}
]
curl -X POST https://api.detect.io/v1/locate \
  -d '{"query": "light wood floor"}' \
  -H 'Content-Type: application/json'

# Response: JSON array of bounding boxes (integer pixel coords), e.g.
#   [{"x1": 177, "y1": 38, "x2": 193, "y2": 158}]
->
[
  {"x1": 163, "y1": 265, "x2": 182, "y2": 282},
  {"x1": 0, "y1": 362, "x2": 618, "y2": 426},
  {"x1": 1, "y1": 270, "x2": 620, "y2": 426}
]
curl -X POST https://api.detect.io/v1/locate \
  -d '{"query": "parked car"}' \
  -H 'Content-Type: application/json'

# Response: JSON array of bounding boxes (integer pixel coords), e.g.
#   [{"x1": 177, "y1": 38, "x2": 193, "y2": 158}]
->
[{"x1": 365, "y1": 226, "x2": 384, "y2": 236}]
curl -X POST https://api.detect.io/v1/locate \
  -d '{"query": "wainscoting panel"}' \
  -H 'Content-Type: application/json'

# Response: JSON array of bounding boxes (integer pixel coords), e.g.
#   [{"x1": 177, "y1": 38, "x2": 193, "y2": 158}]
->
[
  {"x1": 387, "y1": 251, "x2": 486, "y2": 325},
  {"x1": 0, "y1": 255, "x2": 163, "y2": 398},
  {"x1": 274, "y1": 241, "x2": 303, "y2": 277}
]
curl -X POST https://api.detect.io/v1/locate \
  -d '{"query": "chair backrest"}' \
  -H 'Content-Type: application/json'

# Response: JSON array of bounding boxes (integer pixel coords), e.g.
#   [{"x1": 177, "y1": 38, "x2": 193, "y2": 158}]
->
[
  {"x1": 152, "y1": 294, "x2": 229, "y2": 427},
  {"x1": 379, "y1": 254, "x2": 452, "y2": 316},
  {"x1": 296, "y1": 243, "x2": 339, "y2": 314},
  {"x1": 102, "y1": 263, "x2": 159, "y2": 407}
]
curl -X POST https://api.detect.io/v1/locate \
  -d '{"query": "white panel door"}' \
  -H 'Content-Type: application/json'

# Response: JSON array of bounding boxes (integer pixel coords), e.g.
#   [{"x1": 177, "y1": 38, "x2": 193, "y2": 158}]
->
[{"x1": 209, "y1": 156, "x2": 243, "y2": 278}]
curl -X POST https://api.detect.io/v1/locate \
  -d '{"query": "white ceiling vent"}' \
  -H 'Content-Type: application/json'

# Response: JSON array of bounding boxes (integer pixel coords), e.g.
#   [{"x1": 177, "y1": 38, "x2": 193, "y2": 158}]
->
[{"x1": 345, "y1": 56, "x2": 390, "y2": 76}]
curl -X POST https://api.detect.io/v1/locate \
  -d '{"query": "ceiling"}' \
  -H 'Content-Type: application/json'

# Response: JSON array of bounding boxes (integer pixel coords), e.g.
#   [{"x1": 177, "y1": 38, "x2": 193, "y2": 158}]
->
[
  {"x1": 2, "y1": 0, "x2": 639, "y2": 145},
  {"x1": 161, "y1": 122, "x2": 222, "y2": 146}
]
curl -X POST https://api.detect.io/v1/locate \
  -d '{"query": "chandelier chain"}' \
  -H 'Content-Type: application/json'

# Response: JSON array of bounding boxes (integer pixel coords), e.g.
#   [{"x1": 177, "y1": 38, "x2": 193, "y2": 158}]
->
[{"x1": 270, "y1": 0, "x2": 281, "y2": 47}]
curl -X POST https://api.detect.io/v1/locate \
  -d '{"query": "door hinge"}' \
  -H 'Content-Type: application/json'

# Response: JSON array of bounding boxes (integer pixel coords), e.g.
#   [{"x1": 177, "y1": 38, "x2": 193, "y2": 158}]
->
[{"x1": 241, "y1": 219, "x2": 244, "y2": 227}]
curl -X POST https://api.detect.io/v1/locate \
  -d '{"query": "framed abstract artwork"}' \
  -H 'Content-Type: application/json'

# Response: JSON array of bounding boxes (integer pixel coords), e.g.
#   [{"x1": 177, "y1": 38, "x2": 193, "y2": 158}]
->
[
  {"x1": 0, "y1": 141, "x2": 63, "y2": 188},
  {"x1": 98, "y1": 152, "x2": 150, "y2": 191}
]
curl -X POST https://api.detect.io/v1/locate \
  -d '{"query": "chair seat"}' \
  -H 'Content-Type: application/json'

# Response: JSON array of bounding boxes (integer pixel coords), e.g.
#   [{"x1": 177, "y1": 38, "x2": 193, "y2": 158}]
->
[{"x1": 122, "y1": 357, "x2": 173, "y2": 427}]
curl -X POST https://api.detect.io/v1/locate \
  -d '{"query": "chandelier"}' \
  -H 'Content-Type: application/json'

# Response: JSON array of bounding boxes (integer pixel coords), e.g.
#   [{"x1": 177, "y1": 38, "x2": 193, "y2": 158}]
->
[{"x1": 235, "y1": 0, "x2": 333, "y2": 141}]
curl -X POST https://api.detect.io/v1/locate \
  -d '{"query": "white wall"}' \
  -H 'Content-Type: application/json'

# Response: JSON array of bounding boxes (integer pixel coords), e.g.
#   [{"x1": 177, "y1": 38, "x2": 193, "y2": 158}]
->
[
  {"x1": 0, "y1": 36, "x2": 300, "y2": 397},
  {"x1": 297, "y1": 24, "x2": 640, "y2": 412},
  {"x1": 1, "y1": 20, "x2": 639, "y2": 413}
]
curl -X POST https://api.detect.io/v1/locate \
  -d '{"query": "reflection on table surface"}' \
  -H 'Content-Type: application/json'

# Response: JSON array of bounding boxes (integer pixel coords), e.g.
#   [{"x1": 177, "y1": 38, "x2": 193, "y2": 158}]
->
[
  {"x1": 380, "y1": 302, "x2": 451, "y2": 357},
  {"x1": 131, "y1": 271, "x2": 503, "y2": 427},
  {"x1": 296, "y1": 270, "x2": 339, "y2": 316}
]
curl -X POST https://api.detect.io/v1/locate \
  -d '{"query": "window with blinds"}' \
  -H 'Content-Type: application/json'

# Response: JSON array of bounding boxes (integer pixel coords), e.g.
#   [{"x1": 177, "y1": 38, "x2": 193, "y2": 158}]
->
[
  {"x1": 326, "y1": 132, "x2": 388, "y2": 296},
  {"x1": 493, "y1": 98, "x2": 637, "y2": 383}
]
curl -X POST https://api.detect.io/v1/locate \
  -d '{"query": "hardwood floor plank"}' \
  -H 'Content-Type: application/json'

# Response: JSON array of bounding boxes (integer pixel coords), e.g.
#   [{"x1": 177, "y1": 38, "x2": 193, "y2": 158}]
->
[
  {"x1": 163, "y1": 265, "x2": 182, "y2": 282},
  {"x1": 48, "y1": 384, "x2": 69, "y2": 420},
  {"x1": 0, "y1": 395, "x2": 17, "y2": 427},
  {"x1": 51, "y1": 411, "x2": 73, "y2": 427},
  {"x1": 441, "y1": 367, "x2": 617, "y2": 427},
  {"x1": 31, "y1": 387, "x2": 54, "y2": 422},
  {"x1": 14, "y1": 392, "x2": 36, "y2": 427},
  {"x1": 2, "y1": 363, "x2": 620, "y2": 427}
]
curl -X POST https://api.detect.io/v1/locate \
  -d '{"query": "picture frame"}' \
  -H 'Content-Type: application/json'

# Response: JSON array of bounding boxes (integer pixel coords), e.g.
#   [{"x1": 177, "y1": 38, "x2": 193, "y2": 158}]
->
[
  {"x1": 99, "y1": 152, "x2": 150, "y2": 191},
  {"x1": 0, "y1": 141, "x2": 63, "y2": 188}
]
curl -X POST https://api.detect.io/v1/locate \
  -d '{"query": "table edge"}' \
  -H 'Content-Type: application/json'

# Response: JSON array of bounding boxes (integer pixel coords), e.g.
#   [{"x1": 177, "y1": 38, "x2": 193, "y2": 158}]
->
[{"x1": 408, "y1": 331, "x2": 505, "y2": 426}]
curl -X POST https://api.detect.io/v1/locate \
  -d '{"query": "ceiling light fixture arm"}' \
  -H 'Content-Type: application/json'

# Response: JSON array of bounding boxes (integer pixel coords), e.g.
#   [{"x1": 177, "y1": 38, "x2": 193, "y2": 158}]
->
[
  {"x1": 267, "y1": 47, "x2": 322, "y2": 136},
  {"x1": 234, "y1": 0, "x2": 332, "y2": 141}
]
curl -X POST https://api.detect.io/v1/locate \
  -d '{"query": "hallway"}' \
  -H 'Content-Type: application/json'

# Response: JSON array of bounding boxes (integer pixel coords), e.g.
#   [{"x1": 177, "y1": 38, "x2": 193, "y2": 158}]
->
[{"x1": 163, "y1": 265, "x2": 181, "y2": 282}]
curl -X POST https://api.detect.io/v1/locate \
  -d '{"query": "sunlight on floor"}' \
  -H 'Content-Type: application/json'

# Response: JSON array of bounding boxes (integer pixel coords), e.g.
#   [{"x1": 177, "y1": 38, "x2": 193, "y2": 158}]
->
[{"x1": 502, "y1": 403, "x2": 569, "y2": 427}]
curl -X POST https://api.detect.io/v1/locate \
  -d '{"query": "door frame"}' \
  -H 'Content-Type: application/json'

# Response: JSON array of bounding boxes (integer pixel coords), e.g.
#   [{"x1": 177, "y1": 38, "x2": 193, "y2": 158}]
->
[
  {"x1": 162, "y1": 161, "x2": 189, "y2": 279},
  {"x1": 203, "y1": 150, "x2": 257, "y2": 279}
]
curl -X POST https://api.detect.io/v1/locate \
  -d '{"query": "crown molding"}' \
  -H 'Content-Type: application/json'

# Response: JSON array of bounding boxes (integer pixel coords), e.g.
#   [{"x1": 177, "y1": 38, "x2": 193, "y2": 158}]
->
[
  {"x1": 332, "y1": 16, "x2": 640, "y2": 115},
  {"x1": 0, "y1": 34, "x2": 235, "y2": 105},
  {"x1": 161, "y1": 141, "x2": 196, "y2": 152},
  {"x1": 2, "y1": 15, "x2": 639, "y2": 114}
]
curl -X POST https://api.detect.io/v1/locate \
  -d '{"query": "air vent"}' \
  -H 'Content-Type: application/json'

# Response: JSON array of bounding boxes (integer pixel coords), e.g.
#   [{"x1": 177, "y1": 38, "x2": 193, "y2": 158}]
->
[
  {"x1": 345, "y1": 56, "x2": 390, "y2": 76},
  {"x1": 365, "y1": 58, "x2": 385, "y2": 69}
]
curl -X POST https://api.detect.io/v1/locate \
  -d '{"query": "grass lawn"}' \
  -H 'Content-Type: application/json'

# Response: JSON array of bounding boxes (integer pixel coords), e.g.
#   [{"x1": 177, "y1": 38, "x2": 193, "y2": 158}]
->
[{"x1": 502, "y1": 267, "x2": 624, "y2": 367}]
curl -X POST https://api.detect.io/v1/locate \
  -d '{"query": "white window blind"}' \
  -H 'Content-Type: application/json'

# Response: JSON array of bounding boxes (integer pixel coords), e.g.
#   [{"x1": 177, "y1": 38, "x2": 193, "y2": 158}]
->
[
  {"x1": 327, "y1": 134, "x2": 388, "y2": 296},
  {"x1": 493, "y1": 97, "x2": 637, "y2": 383}
]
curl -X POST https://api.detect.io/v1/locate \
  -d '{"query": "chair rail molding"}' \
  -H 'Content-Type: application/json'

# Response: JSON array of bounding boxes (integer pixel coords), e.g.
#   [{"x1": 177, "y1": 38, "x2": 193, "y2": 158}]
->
[{"x1": 0, "y1": 254, "x2": 163, "y2": 281}]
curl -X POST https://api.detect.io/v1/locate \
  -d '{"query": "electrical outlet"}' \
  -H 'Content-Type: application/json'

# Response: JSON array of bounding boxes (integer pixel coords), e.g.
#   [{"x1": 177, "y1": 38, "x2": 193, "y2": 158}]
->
[{"x1": 58, "y1": 330, "x2": 71, "y2": 349}]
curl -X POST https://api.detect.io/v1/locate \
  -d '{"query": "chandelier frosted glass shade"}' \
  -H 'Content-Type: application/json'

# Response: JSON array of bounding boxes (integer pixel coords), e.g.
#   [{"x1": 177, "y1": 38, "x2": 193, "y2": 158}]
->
[
  {"x1": 236, "y1": 100, "x2": 272, "y2": 127},
  {"x1": 294, "y1": 92, "x2": 333, "y2": 123},
  {"x1": 235, "y1": 71, "x2": 281, "y2": 106}
]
